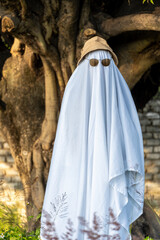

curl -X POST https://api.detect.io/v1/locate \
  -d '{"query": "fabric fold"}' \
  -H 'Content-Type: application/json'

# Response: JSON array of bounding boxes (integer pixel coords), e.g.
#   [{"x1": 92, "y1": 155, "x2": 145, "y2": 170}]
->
[{"x1": 40, "y1": 50, "x2": 145, "y2": 240}]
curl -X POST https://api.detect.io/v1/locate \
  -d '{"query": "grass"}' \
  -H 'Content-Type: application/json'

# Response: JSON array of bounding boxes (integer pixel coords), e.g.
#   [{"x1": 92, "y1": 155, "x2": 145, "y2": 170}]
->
[
  {"x1": 0, "y1": 188, "x2": 158, "y2": 240},
  {"x1": 0, "y1": 201, "x2": 156, "y2": 240}
]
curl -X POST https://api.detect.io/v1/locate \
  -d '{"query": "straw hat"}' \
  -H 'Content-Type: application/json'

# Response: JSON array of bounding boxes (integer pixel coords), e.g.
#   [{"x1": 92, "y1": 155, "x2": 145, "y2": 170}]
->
[{"x1": 77, "y1": 36, "x2": 118, "y2": 66}]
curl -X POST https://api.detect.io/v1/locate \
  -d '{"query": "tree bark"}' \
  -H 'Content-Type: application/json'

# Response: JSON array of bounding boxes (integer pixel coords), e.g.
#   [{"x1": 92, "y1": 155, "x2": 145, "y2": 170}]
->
[
  {"x1": 96, "y1": 12, "x2": 160, "y2": 37},
  {"x1": 0, "y1": 0, "x2": 160, "y2": 236}
]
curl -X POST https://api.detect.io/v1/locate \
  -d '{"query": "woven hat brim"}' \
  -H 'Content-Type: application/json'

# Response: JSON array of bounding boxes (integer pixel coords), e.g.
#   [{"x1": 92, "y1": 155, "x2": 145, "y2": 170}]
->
[{"x1": 77, "y1": 37, "x2": 118, "y2": 66}]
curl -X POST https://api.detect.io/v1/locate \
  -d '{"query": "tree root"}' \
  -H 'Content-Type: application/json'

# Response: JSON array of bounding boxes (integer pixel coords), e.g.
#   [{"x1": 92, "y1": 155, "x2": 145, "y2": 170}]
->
[
  {"x1": 31, "y1": 144, "x2": 45, "y2": 210},
  {"x1": 47, "y1": 46, "x2": 65, "y2": 101},
  {"x1": 37, "y1": 57, "x2": 59, "y2": 150}
]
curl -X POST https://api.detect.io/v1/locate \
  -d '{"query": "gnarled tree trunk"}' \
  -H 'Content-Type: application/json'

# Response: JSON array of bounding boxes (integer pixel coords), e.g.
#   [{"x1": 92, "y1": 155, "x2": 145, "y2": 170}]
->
[{"x1": 0, "y1": 0, "x2": 160, "y2": 237}]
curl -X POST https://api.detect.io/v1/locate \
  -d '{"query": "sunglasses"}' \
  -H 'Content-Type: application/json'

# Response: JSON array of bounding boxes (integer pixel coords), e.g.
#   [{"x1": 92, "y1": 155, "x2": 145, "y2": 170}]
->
[{"x1": 89, "y1": 58, "x2": 110, "y2": 67}]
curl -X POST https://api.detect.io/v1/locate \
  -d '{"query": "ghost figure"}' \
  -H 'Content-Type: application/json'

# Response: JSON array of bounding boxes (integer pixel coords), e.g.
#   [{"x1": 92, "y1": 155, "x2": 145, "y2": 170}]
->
[{"x1": 40, "y1": 37, "x2": 145, "y2": 240}]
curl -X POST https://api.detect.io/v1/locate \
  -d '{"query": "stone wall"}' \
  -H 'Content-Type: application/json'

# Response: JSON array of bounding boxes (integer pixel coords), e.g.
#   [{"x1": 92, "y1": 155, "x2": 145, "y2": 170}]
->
[
  {"x1": 0, "y1": 135, "x2": 26, "y2": 219},
  {"x1": 138, "y1": 97, "x2": 160, "y2": 182},
  {"x1": 0, "y1": 136, "x2": 22, "y2": 191}
]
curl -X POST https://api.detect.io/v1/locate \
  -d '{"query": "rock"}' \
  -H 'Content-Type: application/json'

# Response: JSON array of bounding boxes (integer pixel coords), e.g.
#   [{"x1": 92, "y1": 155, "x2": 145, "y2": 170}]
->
[
  {"x1": 154, "y1": 160, "x2": 160, "y2": 166},
  {"x1": 4, "y1": 176, "x2": 12, "y2": 183},
  {"x1": 131, "y1": 200, "x2": 160, "y2": 239},
  {"x1": 140, "y1": 119, "x2": 151, "y2": 125},
  {"x1": 141, "y1": 125, "x2": 146, "y2": 133},
  {"x1": 143, "y1": 133, "x2": 152, "y2": 139},
  {"x1": 145, "y1": 173, "x2": 153, "y2": 180},
  {"x1": 13, "y1": 175, "x2": 21, "y2": 183},
  {"x1": 153, "y1": 133, "x2": 160, "y2": 139},
  {"x1": 144, "y1": 146, "x2": 153, "y2": 154},
  {"x1": 0, "y1": 149, "x2": 11, "y2": 155},
  {"x1": 0, "y1": 156, "x2": 6, "y2": 162},
  {"x1": 154, "y1": 146, "x2": 160, "y2": 152},
  {"x1": 3, "y1": 142, "x2": 10, "y2": 149},
  {"x1": 0, "y1": 136, "x2": 6, "y2": 143},
  {"x1": 146, "y1": 153, "x2": 160, "y2": 160},
  {"x1": 6, "y1": 156, "x2": 14, "y2": 163},
  {"x1": 152, "y1": 119, "x2": 160, "y2": 126},
  {"x1": 154, "y1": 173, "x2": 160, "y2": 180},
  {"x1": 146, "y1": 165, "x2": 159, "y2": 174},
  {"x1": 146, "y1": 126, "x2": 160, "y2": 132},
  {"x1": 138, "y1": 112, "x2": 143, "y2": 119},
  {"x1": 0, "y1": 162, "x2": 10, "y2": 169},
  {"x1": 5, "y1": 168, "x2": 19, "y2": 177},
  {"x1": 144, "y1": 160, "x2": 152, "y2": 167},
  {"x1": 0, "y1": 169, "x2": 6, "y2": 177},
  {"x1": 145, "y1": 112, "x2": 160, "y2": 119},
  {"x1": 152, "y1": 106, "x2": 160, "y2": 112},
  {"x1": 146, "y1": 139, "x2": 160, "y2": 146}
]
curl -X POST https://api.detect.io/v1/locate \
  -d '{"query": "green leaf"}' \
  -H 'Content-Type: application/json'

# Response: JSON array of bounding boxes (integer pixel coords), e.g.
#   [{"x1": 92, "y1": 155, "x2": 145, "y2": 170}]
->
[
  {"x1": 36, "y1": 213, "x2": 41, "y2": 221},
  {"x1": 144, "y1": 237, "x2": 154, "y2": 240},
  {"x1": 28, "y1": 215, "x2": 34, "y2": 220},
  {"x1": 35, "y1": 228, "x2": 40, "y2": 235},
  {"x1": 150, "y1": 0, "x2": 154, "y2": 4},
  {"x1": 143, "y1": 0, "x2": 146, "y2": 3}
]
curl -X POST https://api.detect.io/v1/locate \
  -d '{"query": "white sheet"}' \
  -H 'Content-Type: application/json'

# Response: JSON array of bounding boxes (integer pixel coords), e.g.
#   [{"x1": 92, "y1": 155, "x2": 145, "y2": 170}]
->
[{"x1": 40, "y1": 50, "x2": 145, "y2": 240}]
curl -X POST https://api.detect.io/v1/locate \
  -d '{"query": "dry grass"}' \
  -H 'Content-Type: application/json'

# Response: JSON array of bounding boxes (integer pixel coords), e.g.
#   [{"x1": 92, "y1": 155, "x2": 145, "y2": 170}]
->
[{"x1": 41, "y1": 206, "x2": 121, "y2": 240}]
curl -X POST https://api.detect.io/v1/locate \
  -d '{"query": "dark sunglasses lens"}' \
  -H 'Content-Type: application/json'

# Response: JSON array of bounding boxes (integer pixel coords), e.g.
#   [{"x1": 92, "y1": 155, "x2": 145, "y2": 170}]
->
[
  {"x1": 101, "y1": 59, "x2": 110, "y2": 66},
  {"x1": 89, "y1": 59, "x2": 99, "y2": 66}
]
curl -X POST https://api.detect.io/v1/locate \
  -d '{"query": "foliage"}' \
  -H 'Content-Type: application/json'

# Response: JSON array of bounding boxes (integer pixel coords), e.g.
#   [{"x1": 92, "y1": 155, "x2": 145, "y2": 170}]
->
[
  {"x1": 0, "y1": 201, "x2": 40, "y2": 239},
  {"x1": 0, "y1": 201, "x2": 155, "y2": 239},
  {"x1": 142, "y1": 0, "x2": 154, "y2": 4},
  {"x1": 0, "y1": 36, "x2": 11, "y2": 50},
  {"x1": 0, "y1": 226, "x2": 40, "y2": 239},
  {"x1": 144, "y1": 237, "x2": 154, "y2": 240},
  {"x1": 128, "y1": 0, "x2": 154, "y2": 4},
  {"x1": 153, "y1": 86, "x2": 160, "y2": 99},
  {"x1": 0, "y1": 202, "x2": 21, "y2": 230}
]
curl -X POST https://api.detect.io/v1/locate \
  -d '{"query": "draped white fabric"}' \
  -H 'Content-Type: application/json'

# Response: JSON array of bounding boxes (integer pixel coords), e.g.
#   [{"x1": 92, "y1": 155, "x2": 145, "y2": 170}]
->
[{"x1": 40, "y1": 50, "x2": 145, "y2": 240}]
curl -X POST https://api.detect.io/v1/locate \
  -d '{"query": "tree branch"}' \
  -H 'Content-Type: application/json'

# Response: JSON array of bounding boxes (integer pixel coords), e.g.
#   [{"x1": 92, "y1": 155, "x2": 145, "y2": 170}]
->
[
  {"x1": 97, "y1": 13, "x2": 160, "y2": 37},
  {"x1": 10, "y1": 37, "x2": 24, "y2": 56},
  {"x1": 35, "y1": 57, "x2": 59, "y2": 150},
  {"x1": 76, "y1": 0, "x2": 98, "y2": 63},
  {"x1": 79, "y1": 0, "x2": 90, "y2": 30},
  {"x1": 118, "y1": 39, "x2": 160, "y2": 89},
  {"x1": 0, "y1": 6, "x2": 8, "y2": 19},
  {"x1": 1, "y1": 14, "x2": 19, "y2": 32},
  {"x1": 58, "y1": 0, "x2": 80, "y2": 84},
  {"x1": 19, "y1": 0, "x2": 27, "y2": 19},
  {"x1": 1, "y1": 11, "x2": 47, "y2": 55},
  {"x1": 41, "y1": 0, "x2": 57, "y2": 43},
  {"x1": 47, "y1": 47, "x2": 65, "y2": 101}
]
